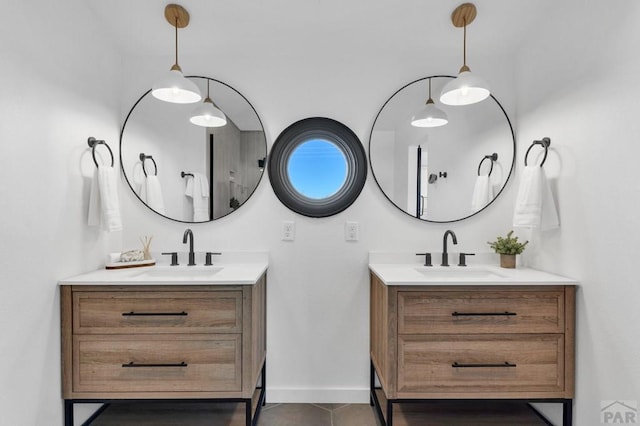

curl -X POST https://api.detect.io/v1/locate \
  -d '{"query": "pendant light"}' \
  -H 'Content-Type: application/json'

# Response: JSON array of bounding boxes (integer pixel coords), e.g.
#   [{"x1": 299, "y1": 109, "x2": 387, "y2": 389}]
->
[
  {"x1": 151, "y1": 4, "x2": 202, "y2": 104},
  {"x1": 440, "y1": 3, "x2": 490, "y2": 106},
  {"x1": 411, "y1": 78, "x2": 448, "y2": 127},
  {"x1": 190, "y1": 79, "x2": 227, "y2": 127}
]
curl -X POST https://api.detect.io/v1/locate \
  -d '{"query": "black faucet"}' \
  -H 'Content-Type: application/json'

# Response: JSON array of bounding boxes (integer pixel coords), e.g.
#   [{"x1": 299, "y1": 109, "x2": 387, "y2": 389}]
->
[
  {"x1": 183, "y1": 228, "x2": 196, "y2": 266},
  {"x1": 441, "y1": 229, "x2": 458, "y2": 266}
]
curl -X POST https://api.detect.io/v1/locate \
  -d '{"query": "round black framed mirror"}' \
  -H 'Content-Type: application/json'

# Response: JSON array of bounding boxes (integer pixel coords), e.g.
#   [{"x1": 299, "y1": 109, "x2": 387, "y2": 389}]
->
[
  {"x1": 369, "y1": 75, "x2": 515, "y2": 222},
  {"x1": 269, "y1": 117, "x2": 367, "y2": 218},
  {"x1": 120, "y1": 76, "x2": 267, "y2": 223}
]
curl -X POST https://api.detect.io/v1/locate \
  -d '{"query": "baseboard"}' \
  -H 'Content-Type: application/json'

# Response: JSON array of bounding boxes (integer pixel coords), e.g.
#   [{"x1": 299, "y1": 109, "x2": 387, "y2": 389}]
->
[{"x1": 266, "y1": 387, "x2": 370, "y2": 404}]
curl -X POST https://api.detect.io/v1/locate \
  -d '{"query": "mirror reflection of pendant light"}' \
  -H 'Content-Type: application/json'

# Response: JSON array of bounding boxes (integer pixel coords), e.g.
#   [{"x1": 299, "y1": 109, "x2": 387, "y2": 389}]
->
[
  {"x1": 440, "y1": 3, "x2": 490, "y2": 106},
  {"x1": 411, "y1": 78, "x2": 448, "y2": 127},
  {"x1": 152, "y1": 4, "x2": 202, "y2": 104},
  {"x1": 190, "y1": 79, "x2": 227, "y2": 127}
]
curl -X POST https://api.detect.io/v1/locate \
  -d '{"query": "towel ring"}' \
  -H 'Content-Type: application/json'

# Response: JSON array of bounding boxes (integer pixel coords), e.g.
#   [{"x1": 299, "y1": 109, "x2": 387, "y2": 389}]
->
[
  {"x1": 139, "y1": 153, "x2": 158, "y2": 177},
  {"x1": 477, "y1": 153, "x2": 498, "y2": 176},
  {"x1": 87, "y1": 137, "x2": 114, "y2": 168},
  {"x1": 524, "y1": 137, "x2": 551, "y2": 167},
  {"x1": 181, "y1": 172, "x2": 194, "y2": 178}
]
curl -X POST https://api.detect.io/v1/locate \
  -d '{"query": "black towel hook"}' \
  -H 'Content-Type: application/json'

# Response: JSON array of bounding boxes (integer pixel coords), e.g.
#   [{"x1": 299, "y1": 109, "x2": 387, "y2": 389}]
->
[
  {"x1": 181, "y1": 171, "x2": 194, "y2": 178},
  {"x1": 477, "y1": 153, "x2": 498, "y2": 176},
  {"x1": 524, "y1": 137, "x2": 551, "y2": 167},
  {"x1": 139, "y1": 153, "x2": 158, "y2": 177},
  {"x1": 87, "y1": 137, "x2": 114, "y2": 168}
]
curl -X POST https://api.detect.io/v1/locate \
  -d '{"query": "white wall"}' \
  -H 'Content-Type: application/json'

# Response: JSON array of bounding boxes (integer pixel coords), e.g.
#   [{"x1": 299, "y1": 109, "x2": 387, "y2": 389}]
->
[
  {"x1": 0, "y1": 1, "x2": 122, "y2": 425},
  {"x1": 514, "y1": 1, "x2": 640, "y2": 424}
]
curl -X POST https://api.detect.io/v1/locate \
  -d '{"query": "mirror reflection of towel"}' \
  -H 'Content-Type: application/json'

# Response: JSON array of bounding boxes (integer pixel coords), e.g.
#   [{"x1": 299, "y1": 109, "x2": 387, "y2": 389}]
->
[
  {"x1": 185, "y1": 173, "x2": 210, "y2": 221},
  {"x1": 471, "y1": 175, "x2": 493, "y2": 213},
  {"x1": 513, "y1": 165, "x2": 559, "y2": 230},
  {"x1": 141, "y1": 175, "x2": 166, "y2": 215}
]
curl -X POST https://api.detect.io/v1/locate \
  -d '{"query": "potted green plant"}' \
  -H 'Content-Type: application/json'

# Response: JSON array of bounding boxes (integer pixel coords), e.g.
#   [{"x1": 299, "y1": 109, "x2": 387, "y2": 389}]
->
[{"x1": 487, "y1": 230, "x2": 528, "y2": 268}]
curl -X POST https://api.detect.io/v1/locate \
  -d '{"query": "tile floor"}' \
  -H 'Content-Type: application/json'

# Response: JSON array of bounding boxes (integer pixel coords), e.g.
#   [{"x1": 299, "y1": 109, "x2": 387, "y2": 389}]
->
[{"x1": 90, "y1": 401, "x2": 551, "y2": 425}]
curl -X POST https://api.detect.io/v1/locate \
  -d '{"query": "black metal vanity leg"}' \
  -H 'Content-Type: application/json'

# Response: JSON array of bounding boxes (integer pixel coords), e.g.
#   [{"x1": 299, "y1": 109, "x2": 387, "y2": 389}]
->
[
  {"x1": 262, "y1": 362, "x2": 267, "y2": 406},
  {"x1": 563, "y1": 399, "x2": 573, "y2": 426},
  {"x1": 64, "y1": 400, "x2": 73, "y2": 426},
  {"x1": 245, "y1": 399, "x2": 252, "y2": 426},
  {"x1": 370, "y1": 361, "x2": 375, "y2": 406},
  {"x1": 386, "y1": 400, "x2": 393, "y2": 426}
]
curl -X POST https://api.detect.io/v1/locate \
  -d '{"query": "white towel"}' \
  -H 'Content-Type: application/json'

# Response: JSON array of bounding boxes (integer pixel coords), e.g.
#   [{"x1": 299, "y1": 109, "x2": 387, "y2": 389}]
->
[
  {"x1": 185, "y1": 172, "x2": 210, "y2": 221},
  {"x1": 88, "y1": 166, "x2": 122, "y2": 232},
  {"x1": 513, "y1": 165, "x2": 559, "y2": 230},
  {"x1": 142, "y1": 175, "x2": 166, "y2": 215},
  {"x1": 88, "y1": 168, "x2": 101, "y2": 227},
  {"x1": 471, "y1": 175, "x2": 493, "y2": 213}
]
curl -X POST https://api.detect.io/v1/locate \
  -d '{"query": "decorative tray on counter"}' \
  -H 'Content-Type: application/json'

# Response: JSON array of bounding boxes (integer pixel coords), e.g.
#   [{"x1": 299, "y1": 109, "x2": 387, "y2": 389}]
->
[{"x1": 105, "y1": 259, "x2": 156, "y2": 270}]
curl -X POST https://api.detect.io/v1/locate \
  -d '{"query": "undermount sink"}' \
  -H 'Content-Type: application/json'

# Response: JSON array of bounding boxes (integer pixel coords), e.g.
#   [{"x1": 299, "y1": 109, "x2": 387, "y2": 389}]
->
[
  {"x1": 134, "y1": 266, "x2": 224, "y2": 280},
  {"x1": 413, "y1": 266, "x2": 507, "y2": 281}
]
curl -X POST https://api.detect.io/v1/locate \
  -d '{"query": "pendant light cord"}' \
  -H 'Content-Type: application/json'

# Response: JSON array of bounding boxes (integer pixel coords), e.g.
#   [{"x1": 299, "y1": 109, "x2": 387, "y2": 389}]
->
[
  {"x1": 458, "y1": 17, "x2": 470, "y2": 73},
  {"x1": 425, "y1": 77, "x2": 435, "y2": 105},
  {"x1": 174, "y1": 18, "x2": 179, "y2": 67},
  {"x1": 463, "y1": 18, "x2": 467, "y2": 68}
]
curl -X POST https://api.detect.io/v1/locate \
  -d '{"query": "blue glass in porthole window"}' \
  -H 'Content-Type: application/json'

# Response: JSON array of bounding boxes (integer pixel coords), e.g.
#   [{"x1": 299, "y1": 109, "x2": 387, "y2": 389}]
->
[{"x1": 287, "y1": 139, "x2": 348, "y2": 199}]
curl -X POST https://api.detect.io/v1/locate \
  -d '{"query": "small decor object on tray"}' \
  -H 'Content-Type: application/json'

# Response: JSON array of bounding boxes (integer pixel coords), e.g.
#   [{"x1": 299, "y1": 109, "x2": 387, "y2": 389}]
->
[
  {"x1": 487, "y1": 230, "x2": 528, "y2": 268},
  {"x1": 120, "y1": 249, "x2": 145, "y2": 262},
  {"x1": 140, "y1": 235, "x2": 153, "y2": 260},
  {"x1": 105, "y1": 243, "x2": 156, "y2": 270}
]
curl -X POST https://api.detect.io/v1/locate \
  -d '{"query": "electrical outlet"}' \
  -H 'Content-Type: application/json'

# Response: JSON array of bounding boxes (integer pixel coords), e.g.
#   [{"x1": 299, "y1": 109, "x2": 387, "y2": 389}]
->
[
  {"x1": 282, "y1": 221, "x2": 295, "y2": 241},
  {"x1": 345, "y1": 221, "x2": 359, "y2": 241}
]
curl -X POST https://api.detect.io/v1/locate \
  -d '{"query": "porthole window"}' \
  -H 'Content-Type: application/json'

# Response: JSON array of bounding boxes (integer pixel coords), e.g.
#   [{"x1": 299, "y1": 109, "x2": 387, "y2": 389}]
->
[
  {"x1": 269, "y1": 117, "x2": 367, "y2": 217},
  {"x1": 287, "y1": 139, "x2": 348, "y2": 199}
]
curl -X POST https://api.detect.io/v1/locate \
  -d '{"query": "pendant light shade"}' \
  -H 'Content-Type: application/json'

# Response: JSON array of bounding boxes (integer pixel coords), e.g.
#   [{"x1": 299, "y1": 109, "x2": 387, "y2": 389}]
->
[
  {"x1": 440, "y1": 3, "x2": 490, "y2": 106},
  {"x1": 152, "y1": 4, "x2": 201, "y2": 104},
  {"x1": 190, "y1": 80, "x2": 227, "y2": 127},
  {"x1": 440, "y1": 69, "x2": 490, "y2": 106},
  {"x1": 152, "y1": 68, "x2": 202, "y2": 104},
  {"x1": 411, "y1": 78, "x2": 448, "y2": 128}
]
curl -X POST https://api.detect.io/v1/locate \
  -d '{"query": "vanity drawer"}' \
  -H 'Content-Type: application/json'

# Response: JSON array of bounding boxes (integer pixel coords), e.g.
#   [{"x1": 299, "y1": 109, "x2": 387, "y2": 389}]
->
[
  {"x1": 73, "y1": 334, "x2": 242, "y2": 393},
  {"x1": 73, "y1": 291, "x2": 243, "y2": 334},
  {"x1": 397, "y1": 334, "x2": 564, "y2": 395},
  {"x1": 398, "y1": 290, "x2": 564, "y2": 334}
]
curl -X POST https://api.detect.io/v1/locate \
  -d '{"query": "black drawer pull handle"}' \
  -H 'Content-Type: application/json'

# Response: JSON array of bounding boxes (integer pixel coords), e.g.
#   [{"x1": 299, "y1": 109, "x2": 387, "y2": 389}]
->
[
  {"x1": 451, "y1": 311, "x2": 517, "y2": 316},
  {"x1": 122, "y1": 311, "x2": 188, "y2": 317},
  {"x1": 452, "y1": 361, "x2": 517, "y2": 368},
  {"x1": 122, "y1": 361, "x2": 188, "y2": 368}
]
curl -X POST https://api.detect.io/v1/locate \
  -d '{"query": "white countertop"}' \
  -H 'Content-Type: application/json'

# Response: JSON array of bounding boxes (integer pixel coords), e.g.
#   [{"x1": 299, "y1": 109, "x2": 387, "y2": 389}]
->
[
  {"x1": 59, "y1": 251, "x2": 268, "y2": 286},
  {"x1": 369, "y1": 252, "x2": 577, "y2": 286}
]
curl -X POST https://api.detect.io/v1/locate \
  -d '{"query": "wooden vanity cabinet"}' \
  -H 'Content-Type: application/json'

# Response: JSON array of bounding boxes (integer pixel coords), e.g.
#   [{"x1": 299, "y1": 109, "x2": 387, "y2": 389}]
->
[
  {"x1": 370, "y1": 273, "x2": 575, "y2": 425},
  {"x1": 60, "y1": 275, "x2": 266, "y2": 425}
]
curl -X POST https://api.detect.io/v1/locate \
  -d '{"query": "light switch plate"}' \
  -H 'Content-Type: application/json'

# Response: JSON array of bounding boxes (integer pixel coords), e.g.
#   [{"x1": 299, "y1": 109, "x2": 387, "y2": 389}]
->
[
  {"x1": 345, "y1": 221, "x2": 359, "y2": 241},
  {"x1": 282, "y1": 221, "x2": 295, "y2": 241}
]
